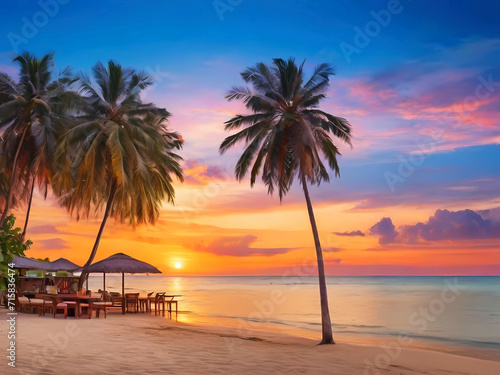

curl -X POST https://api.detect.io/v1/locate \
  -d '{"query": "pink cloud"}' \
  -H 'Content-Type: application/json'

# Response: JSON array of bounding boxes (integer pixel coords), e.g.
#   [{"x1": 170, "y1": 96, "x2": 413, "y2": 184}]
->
[{"x1": 194, "y1": 235, "x2": 296, "y2": 257}]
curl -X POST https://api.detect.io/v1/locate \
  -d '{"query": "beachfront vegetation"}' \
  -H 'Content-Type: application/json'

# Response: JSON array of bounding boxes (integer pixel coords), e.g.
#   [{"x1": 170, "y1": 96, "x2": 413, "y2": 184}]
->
[
  {"x1": 220, "y1": 58, "x2": 352, "y2": 344},
  {"x1": 0, "y1": 52, "x2": 79, "y2": 239},
  {"x1": 0, "y1": 215, "x2": 32, "y2": 290},
  {"x1": 51, "y1": 60, "x2": 184, "y2": 288},
  {"x1": 0, "y1": 54, "x2": 184, "y2": 289}
]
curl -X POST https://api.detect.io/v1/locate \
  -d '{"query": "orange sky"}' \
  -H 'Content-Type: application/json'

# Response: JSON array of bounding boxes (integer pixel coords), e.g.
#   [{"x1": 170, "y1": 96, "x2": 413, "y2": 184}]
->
[{"x1": 15, "y1": 166, "x2": 500, "y2": 276}]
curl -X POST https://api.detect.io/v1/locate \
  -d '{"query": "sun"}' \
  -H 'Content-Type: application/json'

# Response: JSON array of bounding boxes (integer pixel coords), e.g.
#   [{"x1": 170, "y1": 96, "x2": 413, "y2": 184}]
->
[{"x1": 175, "y1": 263, "x2": 182, "y2": 269}]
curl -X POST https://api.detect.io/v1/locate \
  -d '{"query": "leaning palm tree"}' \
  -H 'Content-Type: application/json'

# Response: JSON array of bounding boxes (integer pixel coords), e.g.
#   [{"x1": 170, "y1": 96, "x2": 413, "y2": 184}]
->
[
  {"x1": 53, "y1": 60, "x2": 184, "y2": 288},
  {"x1": 220, "y1": 58, "x2": 352, "y2": 344},
  {"x1": 0, "y1": 52, "x2": 78, "y2": 237}
]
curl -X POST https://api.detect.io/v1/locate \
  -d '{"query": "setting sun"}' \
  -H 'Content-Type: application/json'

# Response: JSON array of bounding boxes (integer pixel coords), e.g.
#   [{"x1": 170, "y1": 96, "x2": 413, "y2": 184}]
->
[{"x1": 175, "y1": 263, "x2": 182, "y2": 269}]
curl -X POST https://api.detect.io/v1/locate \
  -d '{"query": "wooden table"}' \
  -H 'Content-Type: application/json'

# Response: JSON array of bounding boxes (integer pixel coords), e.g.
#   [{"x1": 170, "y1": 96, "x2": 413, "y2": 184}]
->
[{"x1": 35, "y1": 294, "x2": 101, "y2": 318}]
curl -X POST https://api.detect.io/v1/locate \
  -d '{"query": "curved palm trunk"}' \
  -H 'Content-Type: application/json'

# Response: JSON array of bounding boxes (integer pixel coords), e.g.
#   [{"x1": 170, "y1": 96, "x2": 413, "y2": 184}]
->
[
  {"x1": 301, "y1": 174, "x2": 334, "y2": 345},
  {"x1": 78, "y1": 180, "x2": 117, "y2": 290},
  {"x1": 20, "y1": 176, "x2": 36, "y2": 241},
  {"x1": 0, "y1": 127, "x2": 29, "y2": 227}
]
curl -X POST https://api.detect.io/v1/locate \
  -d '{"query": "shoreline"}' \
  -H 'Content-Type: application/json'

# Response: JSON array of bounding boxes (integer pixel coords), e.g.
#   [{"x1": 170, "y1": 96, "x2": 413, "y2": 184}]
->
[
  {"x1": 180, "y1": 313, "x2": 500, "y2": 362},
  {"x1": 1, "y1": 308, "x2": 499, "y2": 374}
]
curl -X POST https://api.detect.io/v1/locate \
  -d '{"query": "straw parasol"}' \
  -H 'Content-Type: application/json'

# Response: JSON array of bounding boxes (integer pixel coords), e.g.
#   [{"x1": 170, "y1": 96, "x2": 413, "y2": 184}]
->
[
  {"x1": 46, "y1": 258, "x2": 81, "y2": 272},
  {"x1": 85, "y1": 253, "x2": 162, "y2": 313},
  {"x1": 11, "y1": 256, "x2": 81, "y2": 272},
  {"x1": 11, "y1": 256, "x2": 50, "y2": 270}
]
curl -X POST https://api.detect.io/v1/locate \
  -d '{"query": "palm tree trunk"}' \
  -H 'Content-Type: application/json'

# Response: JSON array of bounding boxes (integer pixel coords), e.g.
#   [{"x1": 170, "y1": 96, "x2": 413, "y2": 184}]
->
[
  {"x1": 20, "y1": 176, "x2": 35, "y2": 241},
  {"x1": 0, "y1": 127, "x2": 29, "y2": 227},
  {"x1": 78, "y1": 180, "x2": 117, "y2": 290},
  {"x1": 301, "y1": 174, "x2": 335, "y2": 345}
]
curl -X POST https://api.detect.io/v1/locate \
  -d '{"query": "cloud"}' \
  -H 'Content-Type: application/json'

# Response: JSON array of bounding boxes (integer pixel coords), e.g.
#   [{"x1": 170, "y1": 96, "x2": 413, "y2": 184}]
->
[
  {"x1": 325, "y1": 258, "x2": 342, "y2": 264},
  {"x1": 194, "y1": 235, "x2": 295, "y2": 257},
  {"x1": 369, "y1": 208, "x2": 500, "y2": 245},
  {"x1": 28, "y1": 224, "x2": 93, "y2": 238},
  {"x1": 333, "y1": 230, "x2": 365, "y2": 237},
  {"x1": 29, "y1": 224, "x2": 61, "y2": 235},
  {"x1": 399, "y1": 209, "x2": 500, "y2": 243},
  {"x1": 369, "y1": 217, "x2": 398, "y2": 245},
  {"x1": 323, "y1": 247, "x2": 342, "y2": 252},
  {"x1": 37, "y1": 238, "x2": 69, "y2": 250},
  {"x1": 183, "y1": 159, "x2": 228, "y2": 185}
]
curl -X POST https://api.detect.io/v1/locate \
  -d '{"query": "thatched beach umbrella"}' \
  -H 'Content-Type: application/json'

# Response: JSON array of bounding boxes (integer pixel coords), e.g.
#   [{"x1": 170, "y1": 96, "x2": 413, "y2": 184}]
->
[
  {"x1": 11, "y1": 256, "x2": 49, "y2": 270},
  {"x1": 85, "y1": 253, "x2": 162, "y2": 314},
  {"x1": 47, "y1": 258, "x2": 81, "y2": 272}
]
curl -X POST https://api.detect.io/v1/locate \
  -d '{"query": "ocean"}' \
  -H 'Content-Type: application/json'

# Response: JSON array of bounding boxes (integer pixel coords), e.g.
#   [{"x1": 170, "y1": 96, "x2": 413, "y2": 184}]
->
[{"x1": 87, "y1": 275, "x2": 500, "y2": 352}]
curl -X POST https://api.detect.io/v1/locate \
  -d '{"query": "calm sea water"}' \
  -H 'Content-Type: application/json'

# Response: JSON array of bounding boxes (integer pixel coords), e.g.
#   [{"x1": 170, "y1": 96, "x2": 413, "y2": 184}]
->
[{"x1": 87, "y1": 275, "x2": 500, "y2": 350}]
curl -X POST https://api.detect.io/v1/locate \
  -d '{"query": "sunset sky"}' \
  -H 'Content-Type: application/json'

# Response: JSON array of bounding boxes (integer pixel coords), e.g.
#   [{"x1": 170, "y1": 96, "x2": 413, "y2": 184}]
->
[{"x1": 1, "y1": 0, "x2": 499, "y2": 275}]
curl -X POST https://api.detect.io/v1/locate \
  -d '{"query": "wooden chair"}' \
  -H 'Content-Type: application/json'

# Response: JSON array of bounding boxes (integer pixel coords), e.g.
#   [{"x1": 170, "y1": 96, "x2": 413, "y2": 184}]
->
[
  {"x1": 55, "y1": 303, "x2": 68, "y2": 319},
  {"x1": 111, "y1": 295, "x2": 124, "y2": 309},
  {"x1": 165, "y1": 296, "x2": 179, "y2": 321},
  {"x1": 28, "y1": 298, "x2": 46, "y2": 316},
  {"x1": 17, "y1": 296, "x2": 30, "y2": 313},
  {"x1": 139, "y1": 292, "x2": 154, "y2": 313},
  {"x1": 44, "y1": 297, "x2": 68, "y2": 319},
  {"x1": 79, "y1": 302, "x2": 92, "y2": 319},
  {"x1": 63, "y1": 301, "x2": 78, "y2": 318},
  {"x1": 125, "y1": 293, "x2": 139, "y2": 313},
  {"x1": 91, "y1": 301, "x2": 112, "y2": 318},
  {"x1": 154, "y1": 293, "x2": 166, "y2": 316}
]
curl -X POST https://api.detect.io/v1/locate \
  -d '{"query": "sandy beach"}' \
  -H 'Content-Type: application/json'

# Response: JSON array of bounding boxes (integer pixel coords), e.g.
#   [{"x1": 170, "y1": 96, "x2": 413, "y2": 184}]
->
[{"x1": 1, "y1": 308, "x2": 499, "y2": 375}]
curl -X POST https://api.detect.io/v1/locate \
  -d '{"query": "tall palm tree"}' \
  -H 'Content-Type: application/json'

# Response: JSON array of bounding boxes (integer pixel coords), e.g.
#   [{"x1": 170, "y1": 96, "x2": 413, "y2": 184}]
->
[
  {"x1": 0, "y1": 52, "x2": 78, "y2": 238},
  {"x1": 220, "y1": 58, "x2": 352, "y2": 344},
  {"x1": 53, "y1": 60, "x2": 184, "y2": 288}
]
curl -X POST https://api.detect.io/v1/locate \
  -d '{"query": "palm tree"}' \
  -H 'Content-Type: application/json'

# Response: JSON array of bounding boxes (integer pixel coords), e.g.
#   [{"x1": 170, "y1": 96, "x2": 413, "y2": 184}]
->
[
  {"x1": 219, "y1": 58, "x2": 352, "y2": 344},
  {"x1": 0, "y1": 52, "x2": 78, "y2": 238},
  {"x1": 53, "y1": 60, "x2": 184, "y2": 288}
]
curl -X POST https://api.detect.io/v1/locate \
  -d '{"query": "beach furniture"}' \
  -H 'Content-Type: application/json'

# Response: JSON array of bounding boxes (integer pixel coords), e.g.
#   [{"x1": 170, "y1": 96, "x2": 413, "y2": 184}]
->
[
  {"x1": 28, "y1": 298, "x2": 46, "y2": 315},
  {"x1": 111, "y1": 294, "x2": 124, "y2": 309},
  {"x1": 154, "y1": 293, "x2": 180, "y2": 320},
  {"x1": 43, "y1": 297, "x2": 68, "y2": 319},
  {"x1": 17, "y1": 296, "x2": 31, "y2": 313},
  {"x1": 139, "y1": 292, "x2": 155, "y2": 312},
  {"x1": 63, "y1": 300, "x2": 78, "y2": 317},
  {"x1": 79, "y1": 302, "x2": 92, "y2": 318},
  {"x1": 154, "y1": 292, "x2": 166, "y2": 316},
  {"x1": 91, "y1": 300, "x2": 112, "y2": 318},
  {"x1": 54, "y1": 303, "x2": 68, "y2": 318},
  {"x1": 85, "y1": 253, "x2": 162, "y2": 314},
  {"x1": 125, "y1": 293, "x2": 140, "y2": 313}
]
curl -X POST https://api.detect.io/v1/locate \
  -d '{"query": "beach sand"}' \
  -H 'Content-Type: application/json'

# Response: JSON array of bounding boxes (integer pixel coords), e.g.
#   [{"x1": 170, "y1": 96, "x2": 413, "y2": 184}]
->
[{"x1": 1, "y1": 308, "x2": 499, "y2": 375}]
